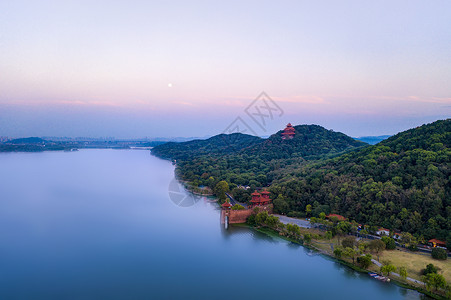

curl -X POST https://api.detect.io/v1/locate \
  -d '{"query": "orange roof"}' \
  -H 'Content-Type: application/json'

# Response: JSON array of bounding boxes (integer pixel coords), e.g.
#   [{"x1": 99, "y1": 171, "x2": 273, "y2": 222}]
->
[
  {"x1": 282, "y1": 123, "x2": 295, "y2": 134},
  {"x1": 260, "y1": 189, "x2": 270, "y2": 194},
  {"x1": 222, "y1": 202, "x2": 232, "y2": 208},
  {"x1": 326, "y1": 214, "x2": 346, "y2": 221},
  {"x1": 251, "y1": 190, "x2": 261, "y2": 196},
  {"x1": 428, "y1": 239, "x2": 446, "y2": 246}
]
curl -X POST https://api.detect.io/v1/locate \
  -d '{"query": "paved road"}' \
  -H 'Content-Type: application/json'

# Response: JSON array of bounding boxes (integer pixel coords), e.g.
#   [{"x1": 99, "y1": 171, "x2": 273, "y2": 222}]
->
[
  {"x1": 274, "y1": 214, "x2": 312, "y2": 228},
  {"x1": 225, "y1": 193, "x2": 248, "y2": 208}
]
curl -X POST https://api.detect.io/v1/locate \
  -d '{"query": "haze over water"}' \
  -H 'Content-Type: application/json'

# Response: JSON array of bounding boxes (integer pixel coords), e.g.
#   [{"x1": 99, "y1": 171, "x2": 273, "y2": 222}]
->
[{"x1": 0, "y1": 150, "x2": 424, "y2": 299}]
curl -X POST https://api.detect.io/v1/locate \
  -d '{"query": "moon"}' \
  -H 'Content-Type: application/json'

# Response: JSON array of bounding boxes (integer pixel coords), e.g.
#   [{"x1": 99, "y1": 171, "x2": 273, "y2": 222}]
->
[{"x1": 168, "y1": 83, "x2": 173, "y2": 88}]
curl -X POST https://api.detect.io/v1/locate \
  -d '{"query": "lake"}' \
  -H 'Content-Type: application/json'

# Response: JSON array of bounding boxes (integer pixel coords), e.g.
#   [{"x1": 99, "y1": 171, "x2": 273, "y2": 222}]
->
[{"x1": 0, "y1": 150, "x2": 424, "y2": 299}]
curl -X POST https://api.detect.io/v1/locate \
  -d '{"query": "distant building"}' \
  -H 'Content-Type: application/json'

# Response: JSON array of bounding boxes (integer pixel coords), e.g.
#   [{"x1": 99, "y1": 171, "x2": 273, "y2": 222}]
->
[
  {"x1": 428, "y1": 239, "x2": 446, "y2": 248},
  {"x1": 393, "y1": 232, "x2": 402, "y2": 240},
  {"x1": 376, "y1": 228, "x2": 390, "y2": 236},
  {"x1": 281, "y1": 123, "x2": 295, "y2": 139}
]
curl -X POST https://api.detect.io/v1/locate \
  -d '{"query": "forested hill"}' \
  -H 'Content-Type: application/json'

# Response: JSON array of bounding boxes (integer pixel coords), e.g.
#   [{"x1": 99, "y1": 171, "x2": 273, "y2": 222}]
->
[
  {"x1": 152, "y1": 124, "x2": 367, "y2": 161},
  {"x1": 244, "y1": 124, "x2": 367, "y2": 160},
  {"x1": 151, "y1": 133, "x2": 262, "y2": 160},
  {"x1": 271, "y1": 119, "x2": 450, "y2": 242}
]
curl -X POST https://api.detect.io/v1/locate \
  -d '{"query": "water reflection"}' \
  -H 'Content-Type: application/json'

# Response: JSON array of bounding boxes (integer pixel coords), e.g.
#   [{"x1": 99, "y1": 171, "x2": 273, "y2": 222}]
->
[{"x1": 0, "y1": 150, "x2": 425, "y2": 300}]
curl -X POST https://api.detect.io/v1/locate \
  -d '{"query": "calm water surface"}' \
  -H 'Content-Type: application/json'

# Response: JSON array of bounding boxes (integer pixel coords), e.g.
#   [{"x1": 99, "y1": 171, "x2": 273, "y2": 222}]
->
[{"x1": 0, "y1": 150, "x2": 424, "y2": 299}]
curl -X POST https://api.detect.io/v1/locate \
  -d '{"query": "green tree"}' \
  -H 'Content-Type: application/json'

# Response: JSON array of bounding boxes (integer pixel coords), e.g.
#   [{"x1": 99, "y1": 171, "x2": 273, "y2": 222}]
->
[
  {"x1": 381, "y1": 236, "x2": 396, "y2": 250},
  {"x1": 358, "y1": 241, "x2": 369, "y2": 253},
  {"x1": 265, "y1": 215, "x2": 280, "y2": 228},
  {"x1": 423, "y1": 273, "x2": 446, "y2": 291},
  {"x1": 369, "y1": 239, "x2": 386, "y2": 261},
  {"x1": 207, "y1": 176, "x2": 216, "y2": 189},
  {"x1": 286, "y1": 223, "x2": 301, "y2": 239},
  {"x1": 333, "y1": 247, "x2": 343, "y2": 258},
  {"x1": 398, "y1": 266, "x2": 408, "y2": 280},
  {"x1": 325, "y1": 231, "x2": 333, "y2": 240},
  {"x1": 309, "y1": 217, "x2": 317, "y2": 226},
  {"x1": 380, "y1": 264, "x2": 396, "y2": 276},
  {"x1": 357, "y1": 254, "x2": 373, "y2": 268},
  {"x1": 255, "y1": 211, "x2": 269, "y2": 225},
  {"x1": 214, "y1": 180, "x2": 229, "y2": 201},
  {"x1": 400, "y1": 232, "x2": 417, "y2": 247},
  {"x1": 304, "y1": 233, "x2": 312, "y2": 244},
  {"x1": 273, "y1": 194, "x2": 289, "y2": 214},
  {"x1": 369, "y1": 239, "x2": 386, "y2": 253},
  {"x1": 343, "y1": 247, "x2": 357, "y2": 264},
  {"x1": 334, "y1": 222, "x2": 350, "y2": 244},
  {"x1": 246, "y1": 214, "x2": 256, "y2": 225},
  {"x1": 305, "y1": 204, "x2": 312, "y2": 216}
]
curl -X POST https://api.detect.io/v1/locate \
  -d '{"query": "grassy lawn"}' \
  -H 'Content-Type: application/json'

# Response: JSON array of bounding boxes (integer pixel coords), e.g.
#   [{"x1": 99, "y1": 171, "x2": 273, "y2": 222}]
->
[
  {"x1": 308, "y1": 233, "x2": 450, "y2": 285},
  {"x1": 311, "y1": 240, "x2": 334, "y2": 254},
  {"x1": 378, "y1": 249, "x2": 450, "y2": 283}
]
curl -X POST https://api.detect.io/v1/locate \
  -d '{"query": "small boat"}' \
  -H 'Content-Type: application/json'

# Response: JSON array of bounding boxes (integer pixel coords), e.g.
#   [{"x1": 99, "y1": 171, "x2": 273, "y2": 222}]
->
[{"x1": 368, "y1": 272, "x2": 390, "y2": 282}]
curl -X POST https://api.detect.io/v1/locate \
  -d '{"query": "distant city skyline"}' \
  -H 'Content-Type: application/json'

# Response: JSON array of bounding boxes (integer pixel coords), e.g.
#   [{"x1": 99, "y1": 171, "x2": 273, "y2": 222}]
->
[{"x1": 1, "y1": 1, "x2": 450, "y2": 138}]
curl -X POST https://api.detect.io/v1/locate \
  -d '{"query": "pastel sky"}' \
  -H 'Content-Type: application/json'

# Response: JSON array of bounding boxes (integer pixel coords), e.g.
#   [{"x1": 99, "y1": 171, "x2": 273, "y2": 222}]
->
[{"x1": 1, "y1": 0, "x2": 450, "y2": 138}]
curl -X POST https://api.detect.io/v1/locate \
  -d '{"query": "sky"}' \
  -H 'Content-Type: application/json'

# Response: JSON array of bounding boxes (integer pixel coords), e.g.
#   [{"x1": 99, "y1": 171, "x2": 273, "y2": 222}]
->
[{"x1": 0, "y1": 0, "x2": 450, "y2": 138}]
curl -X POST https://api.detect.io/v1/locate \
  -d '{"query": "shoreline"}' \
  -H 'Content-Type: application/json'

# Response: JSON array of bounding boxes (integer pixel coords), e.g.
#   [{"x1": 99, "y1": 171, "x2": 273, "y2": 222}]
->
[
  {"x1": 232, "y1": 222, "x2": 446, "y2": 300},
  {"x1": 161, "y1": 155, "x2": 449, "y2": 299}
]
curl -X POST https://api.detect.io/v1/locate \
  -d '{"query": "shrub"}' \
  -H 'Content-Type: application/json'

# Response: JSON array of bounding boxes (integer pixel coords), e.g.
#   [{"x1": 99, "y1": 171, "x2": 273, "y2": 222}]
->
[
  {"x1": 423, "y1": 263, "x2": 438, "y2": 275},
  {"x1": 431, "y1": 248, "x2": 447, "y2": 260},
  {"x1": 246, "y1": 214, "x2": 256, "y2": 225},
  {"x1": 287, "y1": 211, "x2": 305, "y2": 218},
  {"x1": 333, "y1": 248, "x2": 343, "y2": 258},
  {"x1": 231, "y1": 204, "x2": 245, "y2": 210},
  {"x1": 407, "y1": 244, "x2": 418, "y2": 252},
  {"x1": 342, "y1": 236, "x2": 356, "y2": 249}
]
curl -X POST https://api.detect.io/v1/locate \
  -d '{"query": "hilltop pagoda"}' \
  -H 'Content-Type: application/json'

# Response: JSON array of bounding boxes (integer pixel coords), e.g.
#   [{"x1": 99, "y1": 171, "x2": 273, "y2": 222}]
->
[
  {"x1": 250, "y1": 189, "x2": 272, "y2": 207},
  {"x1": 281, "y1": 123, "x2": 295, "y2": 139}
]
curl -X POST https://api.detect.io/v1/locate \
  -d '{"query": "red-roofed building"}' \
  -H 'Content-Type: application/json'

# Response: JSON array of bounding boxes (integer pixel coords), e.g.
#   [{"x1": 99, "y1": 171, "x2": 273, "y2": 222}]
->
[
  {"x1": 250, "y1": 189, "x2": 272, "y2": 207},
  {"x1": 376, "y1": 228, "x2": 390, "y2": 236},
  {"x1": 326, "y1": 214, "x2": 346, "y2": 221},
  {"x1": 281, "y1": 123, "x2": 295, "y2": 139},
  {"x1": 428, "y1": 239, "x2": 446, "y2": 248},
  {"x1": 222, "y1": 201, "x2": 232, "y2": 209}
]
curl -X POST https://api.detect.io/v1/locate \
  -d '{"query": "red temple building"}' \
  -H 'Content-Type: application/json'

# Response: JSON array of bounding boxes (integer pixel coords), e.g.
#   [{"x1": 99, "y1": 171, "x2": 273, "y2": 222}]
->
[
  {"x1": 250, "y1": 189, "x2": 272, "y2": 207},
  {"x1": 281, "y1": 123, "x2": 295, "y2": 139},
  {"x1": 222, "y1": 200, "x2": 232, "y2": 209},
  {"x1": 221, "y1": 189, "x2": 273, "y2": 225}
]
